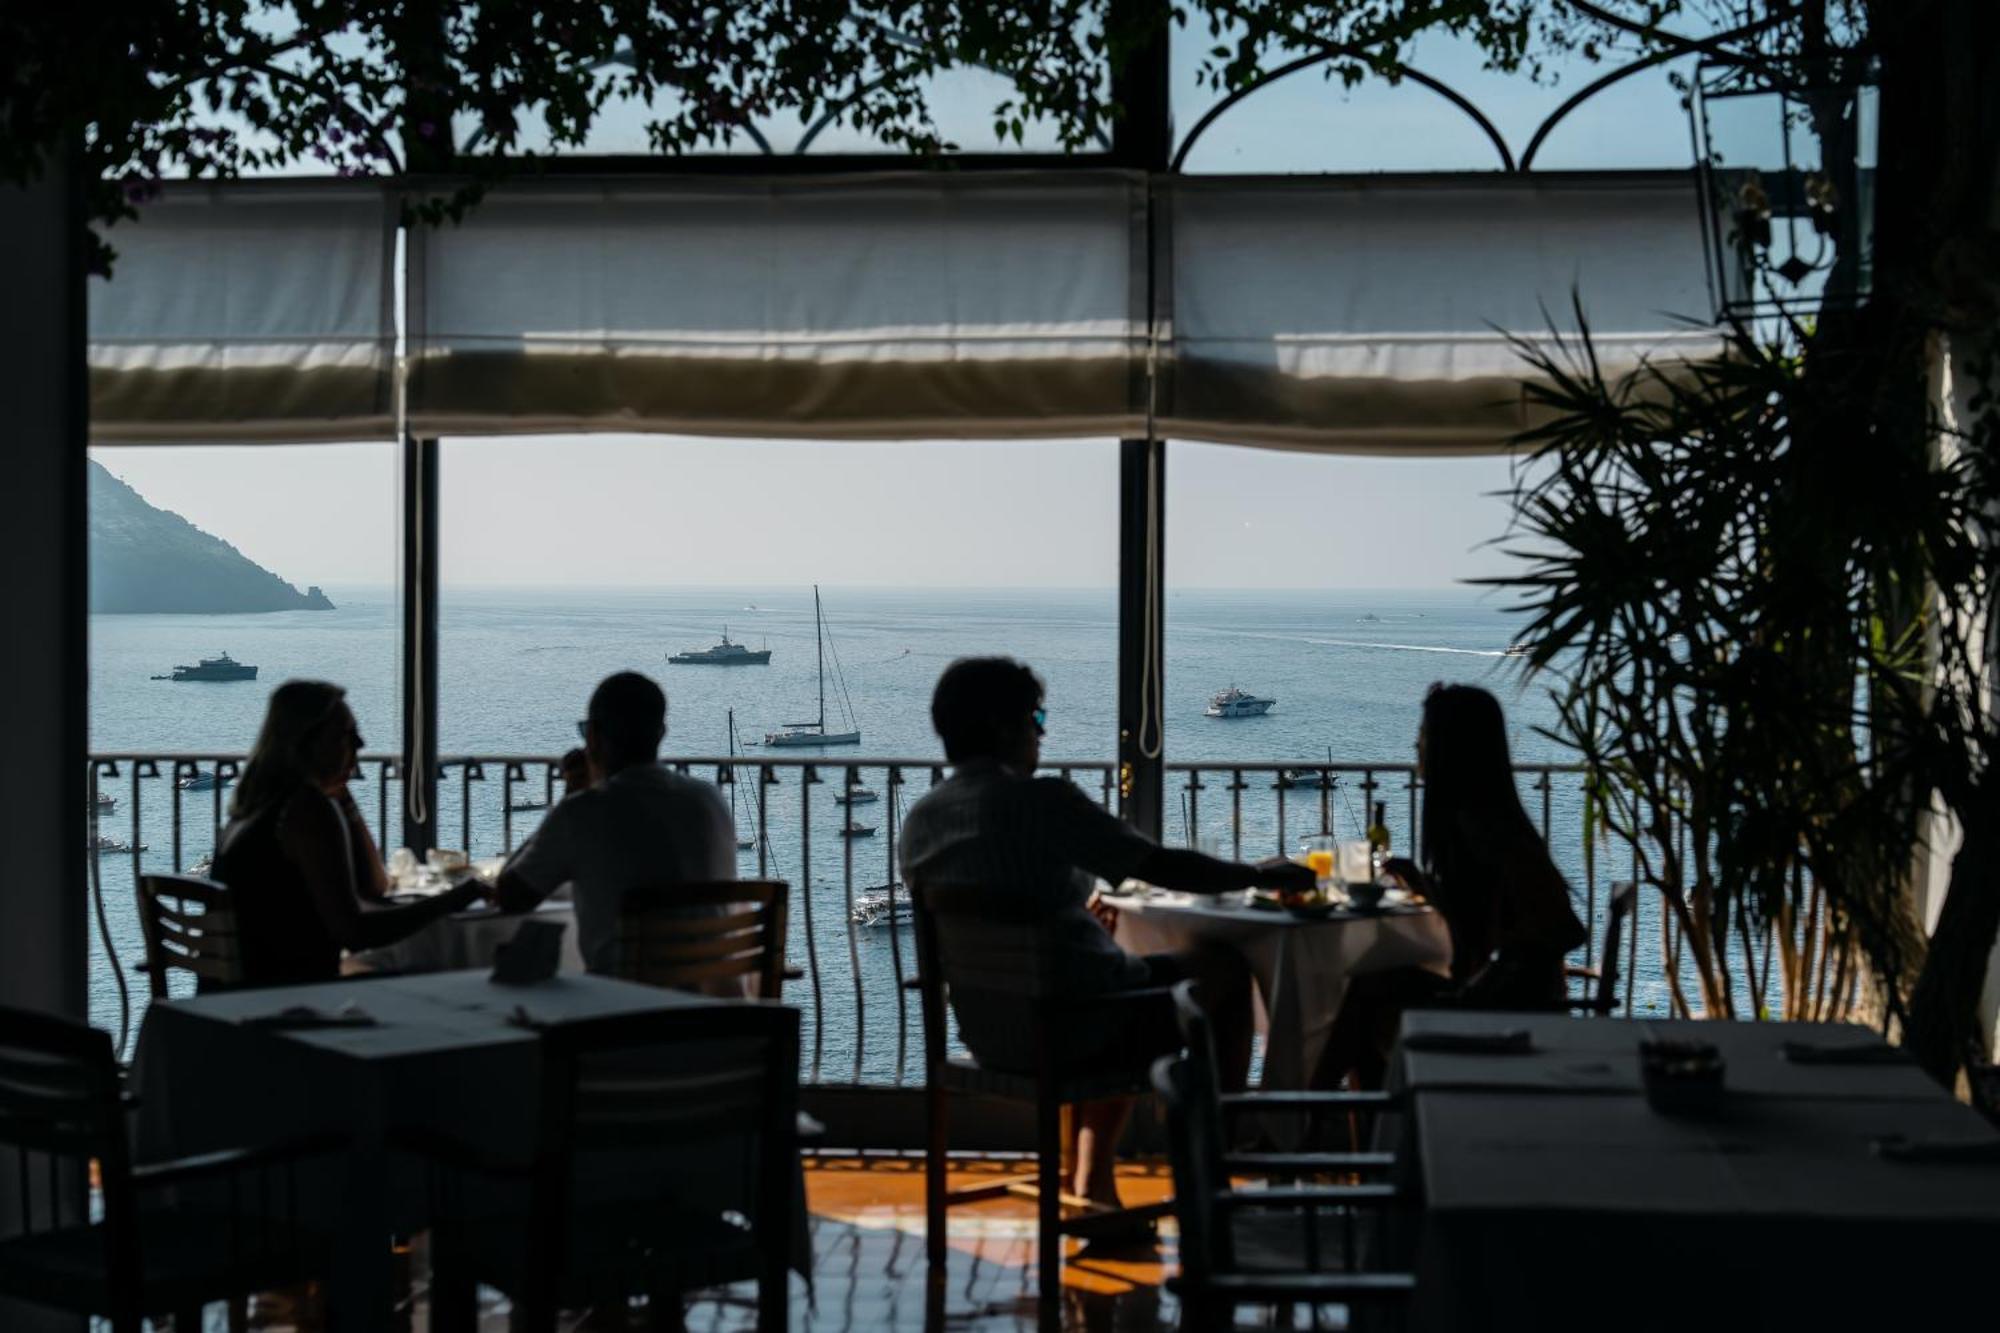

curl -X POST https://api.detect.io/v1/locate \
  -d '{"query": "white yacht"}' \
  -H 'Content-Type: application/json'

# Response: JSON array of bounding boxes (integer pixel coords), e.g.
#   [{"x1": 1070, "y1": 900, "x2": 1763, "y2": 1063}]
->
[
  {"x1": 1205, "y1": 685, "x2": 1276, "y2": 718},
  {"x1": 765, "y1": 587, "x2": 862, "y2": 748}
]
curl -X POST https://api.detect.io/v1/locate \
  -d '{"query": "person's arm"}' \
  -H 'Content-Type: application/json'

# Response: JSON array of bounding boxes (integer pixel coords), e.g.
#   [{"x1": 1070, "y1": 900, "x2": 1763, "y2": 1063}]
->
[
  {"x1": 1039, "y1": 779, "x2": 1312, "y2": 898},
  {"x1": 331, "y1": 785, "x2": 390, "y2": 901},
  {"x1": 491, "y1": 797, "x2": 579, "y2": 913},
  {"x1": 1131, "y1": 846, "x2": 1314, "y2": 896},
  {"x1": 277, "y1": 791, "x2": 480, "y2": 951}
]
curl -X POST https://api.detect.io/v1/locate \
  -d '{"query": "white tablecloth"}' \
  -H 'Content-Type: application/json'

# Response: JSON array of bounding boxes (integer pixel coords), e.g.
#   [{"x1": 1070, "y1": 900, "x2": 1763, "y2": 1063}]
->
[
  {"x1": 353, "y1": 900, "x2": 584, "y2": 976},
  {"x1": 1106, "y1": 891, "x2": 1451, "y2": 1090}
]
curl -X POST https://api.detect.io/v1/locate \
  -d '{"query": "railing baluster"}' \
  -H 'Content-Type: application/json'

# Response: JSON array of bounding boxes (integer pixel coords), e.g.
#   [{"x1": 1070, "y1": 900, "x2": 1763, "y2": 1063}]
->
[
  {"x1": 842, "y1": 764, "x2": 864, "y2": 1085},
  {"x1": 800, "y1": 764, "x2": 823, "y2": 1085},
  {"x1": 1228, "y1": 768, "x2": 1244, "y2": 862},
  {"x1": 885, "y1": 764, "x2": 908, "y2": 1085}
]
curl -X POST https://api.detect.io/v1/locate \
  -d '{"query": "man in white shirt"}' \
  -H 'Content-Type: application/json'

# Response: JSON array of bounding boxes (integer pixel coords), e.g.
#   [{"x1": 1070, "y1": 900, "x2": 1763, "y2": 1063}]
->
[{"x1": 494, "y1": 672, "x2": 735, "y2": 976}]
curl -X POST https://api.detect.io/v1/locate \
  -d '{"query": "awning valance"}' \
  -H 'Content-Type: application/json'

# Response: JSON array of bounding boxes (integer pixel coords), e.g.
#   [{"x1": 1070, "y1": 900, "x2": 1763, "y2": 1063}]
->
[
  {"x1": 88, "y1": 182, "x2": 397, "y2": 444},
  {"x1": 405, "y1": 173, "x2": 1150, "y2": 440},
  {"x1": 1159, "y1": 174, "x2": 1720, "y2": 454},
  {"x1": 89, "y1": 170, "x2": 1719, "y2": 452}
]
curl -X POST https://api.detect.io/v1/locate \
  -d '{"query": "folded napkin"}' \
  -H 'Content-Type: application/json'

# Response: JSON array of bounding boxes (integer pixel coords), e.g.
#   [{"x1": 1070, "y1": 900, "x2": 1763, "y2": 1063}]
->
[
  {"x1": 1780, "y1": 1040, "x2": 1912, "y2": 1066},
  {"x1": 1872, "y1": 1134, "x2": 2000, "y2": 1164},
  {"x1": 1402, "y1": 1029, "x2": 1534, "y2": 1055},
  {"x1": 240, "y1": 1003, "x2": 376, "y2": 1030}
]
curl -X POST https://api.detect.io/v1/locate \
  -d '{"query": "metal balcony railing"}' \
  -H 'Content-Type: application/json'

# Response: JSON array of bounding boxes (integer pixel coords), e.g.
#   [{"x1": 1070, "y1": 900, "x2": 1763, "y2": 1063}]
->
[{"x1": 86, "y1": 751, "x2": 1845, "y2": 1076}]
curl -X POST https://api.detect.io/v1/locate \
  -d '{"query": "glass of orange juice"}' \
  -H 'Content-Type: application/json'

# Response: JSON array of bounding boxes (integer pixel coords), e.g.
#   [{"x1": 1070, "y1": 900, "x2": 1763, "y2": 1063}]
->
[{"x1": 1303, "y1": 835, "x2": 1337, "y2": 887}]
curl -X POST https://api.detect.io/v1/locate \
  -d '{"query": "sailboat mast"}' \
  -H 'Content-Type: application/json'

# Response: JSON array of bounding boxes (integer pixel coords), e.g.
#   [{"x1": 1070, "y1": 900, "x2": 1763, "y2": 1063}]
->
[
  {"x1": 727, "y1": 708, "x2": 740, "y2": 821},
  {"x1": 814, "y1": 585, "x2": 826, "y2": 733}
]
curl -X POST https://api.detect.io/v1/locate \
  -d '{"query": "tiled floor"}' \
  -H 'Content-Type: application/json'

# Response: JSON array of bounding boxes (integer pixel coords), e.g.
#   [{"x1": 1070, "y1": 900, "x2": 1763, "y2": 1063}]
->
[{"x1": 224, "y1": 1157, "x2": 1201, "y2": 1332}]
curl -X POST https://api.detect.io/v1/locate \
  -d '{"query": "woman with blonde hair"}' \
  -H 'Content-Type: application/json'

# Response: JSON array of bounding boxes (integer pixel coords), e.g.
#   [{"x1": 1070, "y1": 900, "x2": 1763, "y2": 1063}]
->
[{"x1": 213, "y1": 680, "x2": 482, "y2": 987}]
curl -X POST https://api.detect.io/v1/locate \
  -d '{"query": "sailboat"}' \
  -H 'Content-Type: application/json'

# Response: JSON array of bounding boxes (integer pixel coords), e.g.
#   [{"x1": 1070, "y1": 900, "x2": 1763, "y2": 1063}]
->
[
  {"x1": 765, "y1": 587, "x2": 861, "y2": 748},
  {"x1": 727, "y1": 709, "x2": 757, "y2": 850}
]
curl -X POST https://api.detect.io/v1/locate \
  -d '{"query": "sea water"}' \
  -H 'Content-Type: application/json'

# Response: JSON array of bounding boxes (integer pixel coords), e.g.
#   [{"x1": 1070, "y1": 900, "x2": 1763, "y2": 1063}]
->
[{"x1": 89, "y1": 584, "x2": 1666, "y2": 1076}]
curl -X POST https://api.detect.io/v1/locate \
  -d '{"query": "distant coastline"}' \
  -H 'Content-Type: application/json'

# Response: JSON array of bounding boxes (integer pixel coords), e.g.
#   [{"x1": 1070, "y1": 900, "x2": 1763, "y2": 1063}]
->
[{"x1": 89, "y1": 461, "x2": 334, "y2": 614}]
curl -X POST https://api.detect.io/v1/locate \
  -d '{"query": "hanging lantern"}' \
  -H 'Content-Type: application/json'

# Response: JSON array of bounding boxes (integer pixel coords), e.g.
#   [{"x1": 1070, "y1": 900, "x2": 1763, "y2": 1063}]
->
[{"x1": 1691, "y1": 55, "x2": 1878, "y2": 321}]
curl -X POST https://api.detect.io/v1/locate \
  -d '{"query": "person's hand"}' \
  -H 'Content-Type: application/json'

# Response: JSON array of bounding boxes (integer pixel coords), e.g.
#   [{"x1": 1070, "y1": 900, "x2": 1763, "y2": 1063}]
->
[
  {"x1": 559, "y1": 747, "x2": 591, "y2": 798},
  {"x1": 1086, "y1": 888, "x2": 1120, "y2": 935},
  {"x1": 1254, "y1": 857, "x2": 1316, "y2": 892},
  {"x1": 1381, "y1": 857, "x2": 1427, "y2": 892}
]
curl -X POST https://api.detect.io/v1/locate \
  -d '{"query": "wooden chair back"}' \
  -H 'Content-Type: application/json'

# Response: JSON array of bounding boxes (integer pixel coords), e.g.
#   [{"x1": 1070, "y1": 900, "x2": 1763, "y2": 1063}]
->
[
  {"x1": 908, "y1": 883, "x2": 1063, "y2": 1073},
  {"x1": 520, "y1": 1004, "x2": 800, "y2": 1325},
  {"x1": 0, "y1": 1007, "x2": 134, "y2": 1300},
  {"x1": 615, "y1": 880, "x2": 788, "y2": 999},
  {"x1": 136, "y1": 874, "x2": 244, "y2": 999}
]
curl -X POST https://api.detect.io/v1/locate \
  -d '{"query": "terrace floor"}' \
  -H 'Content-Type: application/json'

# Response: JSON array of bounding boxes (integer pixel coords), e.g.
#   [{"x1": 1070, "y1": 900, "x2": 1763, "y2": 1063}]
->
[{"x1": 227, "y1": 1157, "x2": 1212, "y2": 1333}]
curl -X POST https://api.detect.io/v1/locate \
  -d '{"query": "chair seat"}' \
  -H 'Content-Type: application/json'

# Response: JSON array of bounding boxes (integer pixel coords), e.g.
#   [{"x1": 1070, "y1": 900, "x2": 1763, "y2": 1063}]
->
[
  {"x1": 938, "y1": 1054, "x2": 1158, "y2": 1104},
  {"x1": 0, "y1": 1209, "x2": 326, "y2": 1316}
]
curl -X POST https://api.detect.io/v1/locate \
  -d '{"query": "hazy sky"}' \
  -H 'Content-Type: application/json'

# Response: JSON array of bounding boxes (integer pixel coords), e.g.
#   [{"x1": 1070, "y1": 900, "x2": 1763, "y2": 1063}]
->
[
  {"x1": 90, "y1": 439, "x2": 1527, "y2": 590},
  {"x1": 88, "y1": 30, "x2": 1692, "y2": 593}
]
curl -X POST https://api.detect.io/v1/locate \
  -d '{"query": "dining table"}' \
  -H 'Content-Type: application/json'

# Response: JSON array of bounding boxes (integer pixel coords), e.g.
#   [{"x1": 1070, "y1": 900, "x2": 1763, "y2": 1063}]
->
[
  {"x1": 353, "y1": 855, "x2": 585, "y2": 976},
  {"x1": 1391, "y1": 1009, "x2": 2000, "y2": 1329},
  {"x1": 1104, "y1": 886, "x2": 1452, "y2": 1092},
  {"x1": 129, "y1": 969, "x2": 799, "y2": 1333}
]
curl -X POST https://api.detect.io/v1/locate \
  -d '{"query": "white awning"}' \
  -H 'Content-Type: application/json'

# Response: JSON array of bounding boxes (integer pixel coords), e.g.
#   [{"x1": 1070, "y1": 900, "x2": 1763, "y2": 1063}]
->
[
  {"x1": 404, "y1": 173, "x2": 1150, "y2": 440},
  {"x1": 1159, "y1": 174, "x2": 1721, "y2": 454},
  {"x1": 88, "y1": 182, "x2": 397, "y2": 444},
  {"x1": 87, "y1": 170, "x2": 1720, "y2": 452}
]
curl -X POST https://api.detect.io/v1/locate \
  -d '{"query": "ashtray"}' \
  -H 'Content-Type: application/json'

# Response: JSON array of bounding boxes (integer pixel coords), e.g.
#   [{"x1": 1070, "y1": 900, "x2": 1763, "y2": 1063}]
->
[{"x1": 1640, "y1": 1038, "x2": 1725, "y2": 1116}]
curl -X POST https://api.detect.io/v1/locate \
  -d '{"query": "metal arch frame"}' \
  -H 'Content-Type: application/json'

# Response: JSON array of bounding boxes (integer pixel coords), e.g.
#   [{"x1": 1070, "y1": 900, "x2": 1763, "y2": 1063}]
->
[
  {"x1": 1174, "y1": 8, "x2": 1805, "y2": 176},
  {"x1": 1172, "y1": 49, "x2": 1517, "y2": 173}
]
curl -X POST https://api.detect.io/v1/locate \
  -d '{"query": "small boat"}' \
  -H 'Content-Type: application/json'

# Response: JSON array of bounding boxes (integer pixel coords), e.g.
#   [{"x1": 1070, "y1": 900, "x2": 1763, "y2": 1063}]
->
[
  {"x1": 506, "y1": 798, "x2": 551, "y2": 812},
  {"x1": 1204, "y1": 685, "x2": 1276, "y2": 718},
  {"x1": 156, "y1": 652, "x2": 258, "y2": 683},
  {"x1": 667, "y1": 629, "x2": 771, "y2": 666},
  {"x1": 834, "y1": 788, "x2": 879, "y2": 806},
  {"x1": 766, "y1": 587, "x2": 862, "y2": 748},
  {"x1": 1357, "y1": 613, "x2": 1382, "y2": 623},
  {"x1": 88, "y1": 834, "x2": 146, "y2": 854},
  {"x1": 838, "y1": 821, "x2": 876, "y2": 840},
  {"x1": 177, "y1": 769, "x2": 232, "y2": 792},
  {"x1": 1276, "y1": 768, "x2": 1328, "y2": 790},
  {"x1": 91, "y1": 791, "x2": 116, "y2": 812},
  {"x1": 851, "y1": 885, "x2": 910, "y2": 927},
  {"x1": 188, "y1": 855, "x2": 214, "y2": 876},
  {"x1": 1504, "y1": 642, "x2": 1531, "y2": 658}
]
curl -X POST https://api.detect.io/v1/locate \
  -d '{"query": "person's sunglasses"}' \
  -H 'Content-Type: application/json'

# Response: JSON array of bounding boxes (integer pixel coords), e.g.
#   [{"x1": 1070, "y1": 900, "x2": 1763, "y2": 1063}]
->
[{"x1": 1032, "y1": 707, "x2": 1047, "y2": 737}]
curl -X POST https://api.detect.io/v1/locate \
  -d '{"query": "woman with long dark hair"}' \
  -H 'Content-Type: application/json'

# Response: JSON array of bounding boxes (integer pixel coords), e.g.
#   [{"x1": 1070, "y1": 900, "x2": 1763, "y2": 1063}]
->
[
  {"x1": 1313, "y1": 683, "x2": 1587, "y2": 1087},
  {"x1": 212, "y1": 680, "x2": 483, "y2": 987}
]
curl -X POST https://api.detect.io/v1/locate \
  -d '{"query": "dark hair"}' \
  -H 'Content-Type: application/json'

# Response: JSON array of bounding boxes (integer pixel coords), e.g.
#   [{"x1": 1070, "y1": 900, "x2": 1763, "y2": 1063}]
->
[
  {"x1": 930, "y1": 657, "x2": 1044, "y2": 762},
  {"x1": 588, "y1": 671, "x2": 667, "y2": 766},
  {"x1": 1419, "y1": 683, "x2": 1538, "y2": 880},
  {"x1": 232, "y1": 680, "x2": 349, "y2": 819}
]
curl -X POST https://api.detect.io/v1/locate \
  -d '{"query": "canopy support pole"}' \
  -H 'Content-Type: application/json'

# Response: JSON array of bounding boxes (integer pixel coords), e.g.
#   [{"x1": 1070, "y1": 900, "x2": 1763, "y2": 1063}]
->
[{"x1": 400, "y1": 434, "x2": 440, "y2": 855}]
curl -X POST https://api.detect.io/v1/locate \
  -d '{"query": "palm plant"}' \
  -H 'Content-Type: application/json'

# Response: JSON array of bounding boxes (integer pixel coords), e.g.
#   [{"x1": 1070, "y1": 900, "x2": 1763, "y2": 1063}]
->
[{"x1": 1488, "y1": 308, "x2": 1995, "y2": 1046}]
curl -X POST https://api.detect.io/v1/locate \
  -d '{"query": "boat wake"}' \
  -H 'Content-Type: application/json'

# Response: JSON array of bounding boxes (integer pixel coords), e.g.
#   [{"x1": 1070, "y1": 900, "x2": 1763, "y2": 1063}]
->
[{"x1": 1304, "y1": 638, "x2": 1508, "y2": 658}]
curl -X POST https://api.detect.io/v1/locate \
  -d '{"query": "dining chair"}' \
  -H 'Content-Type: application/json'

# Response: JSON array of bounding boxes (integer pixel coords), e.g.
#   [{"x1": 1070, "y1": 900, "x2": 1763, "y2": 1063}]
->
[
  {"x1": 0, "y1": 1006, "x2": 339, "y2": 1333},
  {"x1": 615, "y1": 879, "x2": 789, "y2": 999},
  {"x1": 136, "y1": 873, "x2": 244, "y2": 998},
  {"x1": 910, "y1": 882, "x2": 1176, "y2": 1332},
  {"x1": 1170, "y1": 981, "x2": 1401, "y2": 1176},
  {"x1": 1154, "y1": 999, "x2": 1417, "y2": 1333},
  {"x1": 1566, "y1": 880, "x2": 1638, "y2": 1015},
  {"x1": 421, "y1": 1002, "x2": 800, "y2": 1333}
]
